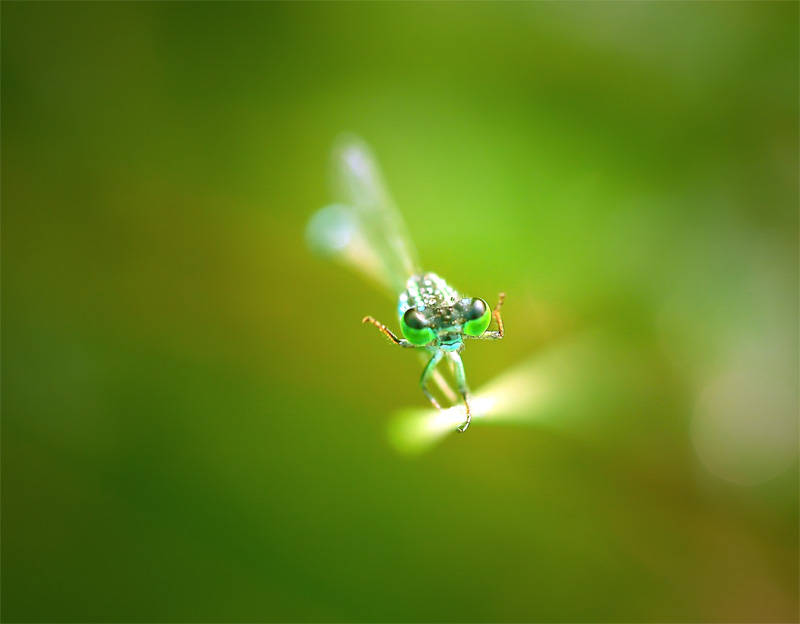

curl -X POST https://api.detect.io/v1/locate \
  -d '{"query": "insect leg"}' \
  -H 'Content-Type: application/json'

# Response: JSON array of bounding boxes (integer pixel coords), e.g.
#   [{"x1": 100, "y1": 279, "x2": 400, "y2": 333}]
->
[
  {"x1": 420, "y1": 349, "x2": 445, "y2": 410},
  {"x1": 362, "y1": 316, "x2": 416, "y2": 348},
  {"x1": 448, "y1": 352, "x2": 472, "y2": 433},
  {"x1": 492, "y1": 292, "x2": 506, "y2": 337}
]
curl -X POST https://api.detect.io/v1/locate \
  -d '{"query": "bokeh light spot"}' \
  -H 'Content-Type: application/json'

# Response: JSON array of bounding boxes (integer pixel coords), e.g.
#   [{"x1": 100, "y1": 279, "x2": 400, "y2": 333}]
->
[{"x1": 692, "y1": 371, "x2": 798, "y2": 486}]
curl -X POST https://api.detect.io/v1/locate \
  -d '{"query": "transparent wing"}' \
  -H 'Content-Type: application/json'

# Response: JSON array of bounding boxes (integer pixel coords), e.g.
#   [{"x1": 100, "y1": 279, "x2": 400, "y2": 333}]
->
[
  {"x1": 307, "y1": 136, "x2": 461, "y2": 407},
  {"x1": 306, "y1": 135, "x2": 421, "y2": 297}
]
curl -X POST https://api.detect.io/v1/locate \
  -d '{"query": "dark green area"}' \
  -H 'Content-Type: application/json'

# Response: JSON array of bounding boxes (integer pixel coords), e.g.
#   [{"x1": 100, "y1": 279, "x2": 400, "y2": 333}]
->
[{"x1": 2, "y1": 2, "x2": 798, "y2": 622}]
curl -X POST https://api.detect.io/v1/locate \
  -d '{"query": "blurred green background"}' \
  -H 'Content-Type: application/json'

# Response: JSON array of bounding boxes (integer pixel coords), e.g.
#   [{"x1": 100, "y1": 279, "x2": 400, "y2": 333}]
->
[{"x1": 2, "y1": 2, "x2": 798, "y2": 622}]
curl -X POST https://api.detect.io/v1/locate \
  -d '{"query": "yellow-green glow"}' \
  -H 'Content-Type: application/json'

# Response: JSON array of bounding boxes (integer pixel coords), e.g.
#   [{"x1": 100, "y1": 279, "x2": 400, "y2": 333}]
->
[
  {"x1": 388, "y1": 352, "x2": 551, "y2": 454},
  {"x1": 388, "y1": 331, "x2": 638, "y2": 454}
]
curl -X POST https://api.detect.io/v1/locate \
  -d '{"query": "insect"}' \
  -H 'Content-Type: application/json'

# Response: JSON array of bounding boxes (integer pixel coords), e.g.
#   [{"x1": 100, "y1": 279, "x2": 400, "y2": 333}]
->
[{"x1": 306, "y1": 135, "x2": 505, "y2": 432}]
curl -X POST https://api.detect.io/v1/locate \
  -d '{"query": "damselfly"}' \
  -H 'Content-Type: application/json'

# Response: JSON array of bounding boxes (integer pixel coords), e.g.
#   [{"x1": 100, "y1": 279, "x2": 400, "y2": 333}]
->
[{"x1": 306, "y1": 136, "x2": 505, "y2": 432}]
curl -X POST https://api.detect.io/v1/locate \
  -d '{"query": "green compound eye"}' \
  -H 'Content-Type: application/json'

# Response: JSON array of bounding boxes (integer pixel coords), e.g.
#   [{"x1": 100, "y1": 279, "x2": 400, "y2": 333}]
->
[
  {"x1": 401, "y1": 308, "x2": 436, "y2": 345},
  {"x1": 463, "y1": 298, "x2": 491, "y2": 336}
]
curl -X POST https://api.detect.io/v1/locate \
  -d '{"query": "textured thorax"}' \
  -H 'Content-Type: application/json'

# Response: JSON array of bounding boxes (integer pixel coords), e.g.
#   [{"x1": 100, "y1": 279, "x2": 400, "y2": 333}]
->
[
  {"x1": 398, "y1": 273, "x2": 467, "y2": 351},
  {"x1": 398, "y1": 273, "x2": 460, "y2": 317}
]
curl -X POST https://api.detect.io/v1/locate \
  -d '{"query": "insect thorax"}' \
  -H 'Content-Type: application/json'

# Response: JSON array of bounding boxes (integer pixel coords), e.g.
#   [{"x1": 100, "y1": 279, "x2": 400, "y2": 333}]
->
[{"x1": 398, "y1": 273, "x2": 461, "y2": 317}]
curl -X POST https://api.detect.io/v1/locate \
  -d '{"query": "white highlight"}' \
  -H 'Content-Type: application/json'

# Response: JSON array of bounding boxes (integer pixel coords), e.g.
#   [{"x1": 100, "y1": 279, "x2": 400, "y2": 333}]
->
[
  {"x1": 388, "y1": 358, "x2": 549, "y2": 454},
  {"x1": 305, "y1": 204, "x2": 353, "y2": 253},
  {"x1": 344, "y1": 146, "x2": 370, "y2": 178},
  {"x1": 692, "y1": 370, "x2": 798, "y2": 486},
  {"x1": 305, "y1": 204, "x2": 390, "y2": 293}
]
